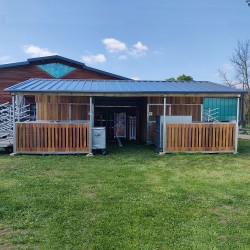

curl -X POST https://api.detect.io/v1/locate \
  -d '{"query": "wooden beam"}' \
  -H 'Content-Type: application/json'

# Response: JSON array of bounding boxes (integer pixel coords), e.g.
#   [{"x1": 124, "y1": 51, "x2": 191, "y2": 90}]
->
[{"x1": 8, "y1": 92, "x2": 242, "y2": 98}]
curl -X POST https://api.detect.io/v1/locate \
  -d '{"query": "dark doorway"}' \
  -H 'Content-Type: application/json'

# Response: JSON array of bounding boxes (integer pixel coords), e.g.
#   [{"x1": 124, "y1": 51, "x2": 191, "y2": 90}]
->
[{"x1": 94, "y1": 97, "x2": 147, "y2": 142}]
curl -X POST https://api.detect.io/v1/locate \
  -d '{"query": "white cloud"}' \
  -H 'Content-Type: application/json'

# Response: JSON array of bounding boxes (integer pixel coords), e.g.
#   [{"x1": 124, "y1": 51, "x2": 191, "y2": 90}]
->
[
  {"x1": 23, "y1": 45, "x2": 57, "y2": 57},
  {"x1": 131, "y1": 76, "x2": 140, "y2": 80},
  {"x1": 118, "y1": 55, "x2": 128, "y2": 60},
  {"x1": 129, "y1": 42, "x2": 148, "y2": 57},
  {"x1": 82, "y1": 54, "x2": 106, "y2": 64},
  {"x1": 101, "y1": 38, "x2": 149, "y2": 60},
  {"x1": 102, "y1": 38, "x2": 127, "y2": 52},
  {"x1": 0, "y1": 56, "x2": 14, "y2": 64}
]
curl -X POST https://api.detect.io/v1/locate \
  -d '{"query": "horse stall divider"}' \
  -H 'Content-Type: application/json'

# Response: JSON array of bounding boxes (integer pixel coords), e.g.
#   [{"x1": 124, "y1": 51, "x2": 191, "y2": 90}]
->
[
  {"x1": 165, "y1": 123, "x2": 236, "y2": 153},
  {"x1": 16, "y1": 122, "x2": 90, "y2": 154},
  {"x1": 146, "y1": 103, "x2": 203, "y2": 144}
]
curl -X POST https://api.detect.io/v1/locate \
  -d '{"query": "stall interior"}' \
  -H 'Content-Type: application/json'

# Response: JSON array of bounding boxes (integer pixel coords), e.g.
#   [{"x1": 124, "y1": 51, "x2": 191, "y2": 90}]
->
[{"x1": 94, "y1": 97, "x2": 147, "y2": 143}]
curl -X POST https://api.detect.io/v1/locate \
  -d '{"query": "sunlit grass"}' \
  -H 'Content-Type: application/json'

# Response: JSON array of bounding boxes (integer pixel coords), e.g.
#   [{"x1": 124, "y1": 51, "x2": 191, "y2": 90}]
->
[{"x1": 0, "y1": 140, "x2": 249, "y2": 249}]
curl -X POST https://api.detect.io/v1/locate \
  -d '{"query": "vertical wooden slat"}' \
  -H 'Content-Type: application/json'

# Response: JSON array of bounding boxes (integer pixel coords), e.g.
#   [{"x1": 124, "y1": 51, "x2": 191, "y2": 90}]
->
[
  {"x1": 15, "y1": 123, "x2": 90, "y2": 153},
  {"x1": 183, "y1": 126, "x2": 185, "y2": 149},
  {"x1": 165, "y1": 123, "x2": 236, "y2": 152},
  {"x1": 73, "y1": 126, "x2": 76, "y2": 149},
  {"x1": 212, "y1": 125, "x2": 215, "y2": 150},
  {"x1": 225, "y1": 125, "x2": 228, "y2": 149}
]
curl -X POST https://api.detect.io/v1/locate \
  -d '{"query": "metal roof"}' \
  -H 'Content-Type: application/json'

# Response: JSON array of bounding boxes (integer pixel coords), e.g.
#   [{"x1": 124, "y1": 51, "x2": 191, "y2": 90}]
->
[
  {"x1": 0, "y1": 55, "x2": 86, "y2": 69},
  {"x1": 4, "y1": 78, "x2": 246, "y2": 95},
  {"x1": 0, "y1": 55, "x2": 129, "y2": 80}
]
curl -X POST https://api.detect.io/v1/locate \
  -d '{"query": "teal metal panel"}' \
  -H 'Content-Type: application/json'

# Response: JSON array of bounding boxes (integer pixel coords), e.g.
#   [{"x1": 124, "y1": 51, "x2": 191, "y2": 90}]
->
[
  {"x1": 203, "y1": 98, "x2": 237, "y2": 121},
  {"x1": 38, "y1": 63, "x2": 76, "y2": 78}
]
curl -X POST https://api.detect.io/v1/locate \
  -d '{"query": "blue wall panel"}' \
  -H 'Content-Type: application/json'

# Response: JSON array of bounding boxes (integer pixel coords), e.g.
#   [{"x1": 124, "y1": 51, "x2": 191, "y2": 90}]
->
[{"x1": 38, "y1": 63, "x2": 76, "y2": 78}]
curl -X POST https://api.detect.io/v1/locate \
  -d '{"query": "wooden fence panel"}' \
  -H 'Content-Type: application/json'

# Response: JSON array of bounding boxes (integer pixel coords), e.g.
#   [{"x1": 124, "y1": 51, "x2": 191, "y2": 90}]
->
[
  {"x1": 16, "y1": 123, "x2": 90, "y2": 153},
  {"x1": 166, "y1": 123, "x2": 236, "y2": 152}
]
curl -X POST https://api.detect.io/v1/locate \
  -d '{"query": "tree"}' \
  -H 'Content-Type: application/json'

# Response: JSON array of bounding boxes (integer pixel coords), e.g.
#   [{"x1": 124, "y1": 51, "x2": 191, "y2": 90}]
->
[
  {"x1": 166, "y1": 74, "x2": 193, "y2": 81},
  {"x1": 176, "y1": 74, "x2": 193, "y2": 81},
  {"x1": 218, "y1": 40, "x2": 250, "y2": 123},
  {"x1": 166, "y1": 77, "x2": 176, "y2": 81}
]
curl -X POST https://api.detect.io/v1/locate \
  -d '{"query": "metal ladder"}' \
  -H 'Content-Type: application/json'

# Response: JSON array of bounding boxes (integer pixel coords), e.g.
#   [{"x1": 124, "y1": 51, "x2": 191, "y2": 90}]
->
[
  {"x1": 202, "y1": 108, "x2": 219, "y2": 123},
  {"x1": 0, "y1": 103, "x2": 13, "y2": 139},
  {"x1": 0, "y1": 102, "x2": 31, "y2": 149}
]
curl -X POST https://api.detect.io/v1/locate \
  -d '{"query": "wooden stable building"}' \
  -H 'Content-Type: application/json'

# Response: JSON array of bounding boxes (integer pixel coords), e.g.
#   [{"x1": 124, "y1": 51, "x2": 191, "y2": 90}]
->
[
  {"x1": 5, "y1": 78, "x2": 246, "y2": 154},
  {"x1": 0, "y1": 55, "x2": 128, "y2": 104}
]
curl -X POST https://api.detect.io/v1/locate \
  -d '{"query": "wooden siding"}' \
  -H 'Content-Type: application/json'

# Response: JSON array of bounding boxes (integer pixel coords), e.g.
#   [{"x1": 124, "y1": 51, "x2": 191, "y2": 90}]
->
[
  {"x1": 148, "y1": 96, "x2": 203, "y2": 122},
  {"x1": 36, "y1": 95, "x2": 90, "y2": 120},
  {"x1": 147, "y1": 96, "x2": 203, "y2": 143},
  {"x1": 61, "y1": 68, "x2": 119, "y2": 80},
  {"x1": 1, "y1": 62, "x2": 121, "y2": 103},
  {"x1": 165, "y1": 123, "x2": 236, "y2": 152},
  {"x1": 0, "y1": 65, "x2": 53, "y2": 103},
  {"x1": 16, "y1": 122, "x2": 90, "y2": 153},
  {"x1": 148, "y1": 123, "x2": 156, "y2": 144}
]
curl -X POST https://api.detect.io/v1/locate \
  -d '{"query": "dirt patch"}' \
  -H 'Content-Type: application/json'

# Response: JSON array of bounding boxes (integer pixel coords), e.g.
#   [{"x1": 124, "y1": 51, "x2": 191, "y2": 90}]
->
[
  {"x1": 0, "y1": 226, "x2": 23, "y2": 250},
  {"x1": 84, "y1": 191, "x2": 97, "y2": 198},
  {"x1": 212, "y1": 204, "x2": 240, "y2": 214}
]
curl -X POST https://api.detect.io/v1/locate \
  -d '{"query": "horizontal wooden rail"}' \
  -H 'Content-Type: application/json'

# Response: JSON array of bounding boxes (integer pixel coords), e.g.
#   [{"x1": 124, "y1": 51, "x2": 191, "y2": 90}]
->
[
  {"x1": 16, "y1": 122, "x2": 90, "y2": 153},
  {"x1": 165, "y1": 123, "x2": 236, "y2": 152}
]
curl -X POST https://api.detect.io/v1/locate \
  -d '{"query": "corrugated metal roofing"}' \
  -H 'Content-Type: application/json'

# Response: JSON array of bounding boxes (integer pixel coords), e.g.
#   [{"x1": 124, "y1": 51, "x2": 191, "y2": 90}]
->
[{"x1": 4, "y1": 78, "x2": 246, "y2": 95}]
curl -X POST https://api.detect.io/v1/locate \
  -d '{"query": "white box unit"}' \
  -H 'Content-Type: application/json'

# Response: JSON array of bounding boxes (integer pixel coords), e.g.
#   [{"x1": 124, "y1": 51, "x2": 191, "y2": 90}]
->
[{"x1": 92, "y1": 127, "x2": 106, "y2": 154}]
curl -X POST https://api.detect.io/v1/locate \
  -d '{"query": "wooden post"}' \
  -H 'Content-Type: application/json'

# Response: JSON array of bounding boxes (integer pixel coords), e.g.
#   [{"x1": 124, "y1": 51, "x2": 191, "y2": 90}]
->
[{"x1": 12, "y1": 95, "x2": 16, "y2": 153}]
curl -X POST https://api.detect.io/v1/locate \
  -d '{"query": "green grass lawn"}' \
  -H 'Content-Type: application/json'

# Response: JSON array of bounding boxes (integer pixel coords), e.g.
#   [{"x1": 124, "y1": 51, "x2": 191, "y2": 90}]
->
[{"x1": 0, "y1": 140, "x2": 250, "y2": 249}]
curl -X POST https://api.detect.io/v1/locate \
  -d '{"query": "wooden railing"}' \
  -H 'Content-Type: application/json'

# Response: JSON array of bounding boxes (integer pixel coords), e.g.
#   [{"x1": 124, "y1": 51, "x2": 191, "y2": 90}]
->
[
  {"x1": 165, "y1": 123, "x2": 236, "y2": 152},
  {"x1": 16, "y1": 122, "x2": 90, "y2": 153}
]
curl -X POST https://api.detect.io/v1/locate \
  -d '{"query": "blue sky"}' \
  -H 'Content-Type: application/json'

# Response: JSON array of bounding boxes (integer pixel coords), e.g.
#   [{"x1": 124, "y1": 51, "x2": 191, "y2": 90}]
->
[{"x1": 0, "y1": 0, "x2": 249, "y2": 81}]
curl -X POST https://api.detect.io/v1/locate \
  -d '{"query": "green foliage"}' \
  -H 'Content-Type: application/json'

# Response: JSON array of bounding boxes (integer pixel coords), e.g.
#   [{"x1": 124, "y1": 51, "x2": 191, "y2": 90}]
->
[
  {"x1": 166, "y1": 77, "x2": 176, "y2": 81},
  {"x1": 0, "y1": 140, "x2": 249, "y2": 249},
  {"x1": 176, "y1": 74, "x2": 194, "y2": 81},
  {"x1": 166, "y1": 74, "x2": 194, "y2": 81}
]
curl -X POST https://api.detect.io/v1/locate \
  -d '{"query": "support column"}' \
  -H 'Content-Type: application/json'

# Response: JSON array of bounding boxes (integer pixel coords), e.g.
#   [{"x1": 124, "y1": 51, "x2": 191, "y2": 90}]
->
[
  {"x1": 146, "y1": 103, "x2": 150, "y2": 144},
  {"x1": 68, "y1": 104, "x2": 71, "y2": 120},
  {"x1": 36, "y1": 103, "x2": 38, "y2": 121},
  {"x1": 163, "y1": 96, "x2": 166, "y2": 153},
  {"x1": 12, "y1": 95, "x2": 16, "y2": 153},
  {"x1": 200, "y1": 104, "x2": 203, "y2": 122},
  {"x1": 235, "y1": 96, "x2": 240, "y2": 154},
  {"x1": 89, "y1": 97, "x2": 93, "y2": 153}
]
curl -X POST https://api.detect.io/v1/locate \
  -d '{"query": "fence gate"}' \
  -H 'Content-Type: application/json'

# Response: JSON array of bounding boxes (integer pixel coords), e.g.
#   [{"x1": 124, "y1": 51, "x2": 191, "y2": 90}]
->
[{"x1": 129, "y1": 116, "x2": 136, "y2": 140}]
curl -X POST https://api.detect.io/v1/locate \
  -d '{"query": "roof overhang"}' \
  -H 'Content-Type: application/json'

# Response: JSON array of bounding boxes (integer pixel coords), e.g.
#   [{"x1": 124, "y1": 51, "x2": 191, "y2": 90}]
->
[
  {"x1": 10, "y1": 91, "x2": 242, "y2": 98},
  {"x1": 5, "y1": 78, "x2": 247, "y2": 97}
]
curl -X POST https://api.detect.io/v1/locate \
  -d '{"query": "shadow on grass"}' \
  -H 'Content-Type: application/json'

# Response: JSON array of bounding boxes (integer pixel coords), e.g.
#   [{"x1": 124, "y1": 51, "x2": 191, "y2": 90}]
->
[{"x1": 0, "y1": 139, "x2": 249, "y2": 157}]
